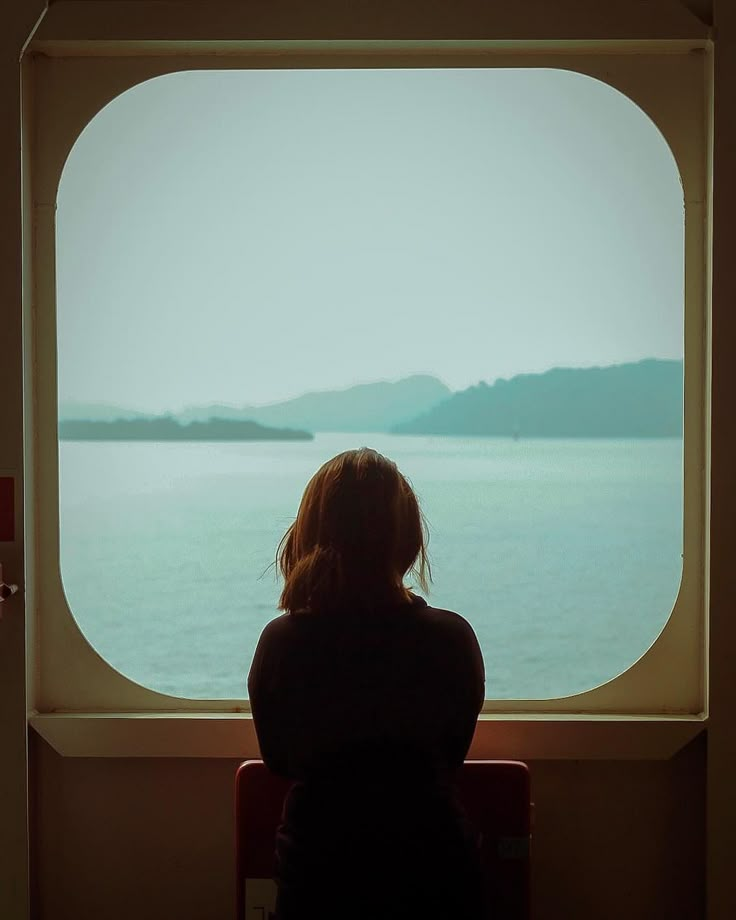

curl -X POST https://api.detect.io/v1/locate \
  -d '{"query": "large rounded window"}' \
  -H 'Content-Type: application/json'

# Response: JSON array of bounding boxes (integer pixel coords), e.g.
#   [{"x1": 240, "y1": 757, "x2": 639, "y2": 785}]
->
[{"x1": 56, "y1": 68, "x2": 684, "y2": 699}]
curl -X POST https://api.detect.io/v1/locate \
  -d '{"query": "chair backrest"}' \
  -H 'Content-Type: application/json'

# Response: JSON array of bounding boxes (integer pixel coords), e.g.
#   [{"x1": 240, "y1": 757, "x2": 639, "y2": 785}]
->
[{"x1": 235, "y1": 759, "x2": 531, "y2": 920}]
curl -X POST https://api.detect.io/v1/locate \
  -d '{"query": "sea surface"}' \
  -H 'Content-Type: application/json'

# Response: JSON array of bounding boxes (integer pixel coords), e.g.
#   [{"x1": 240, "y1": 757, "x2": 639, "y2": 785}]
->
[{"x1": 58, "y1": 433, "x2": 683, "y2": 701}]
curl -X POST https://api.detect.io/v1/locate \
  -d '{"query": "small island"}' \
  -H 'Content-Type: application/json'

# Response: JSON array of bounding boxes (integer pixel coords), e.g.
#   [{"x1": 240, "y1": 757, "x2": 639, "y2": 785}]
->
[{"x1": 58, "y1": 416, "x2": 314, "y2": 442}]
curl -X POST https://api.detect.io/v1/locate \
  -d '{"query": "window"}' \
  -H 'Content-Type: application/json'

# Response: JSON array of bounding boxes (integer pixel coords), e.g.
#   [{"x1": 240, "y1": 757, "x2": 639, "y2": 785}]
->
[
  {"x1": 25, "y1": 31, "x2": 708, "y2": 755},
  {"x1": 55, "y1": 67, "x2": 685, "y2": 701}
]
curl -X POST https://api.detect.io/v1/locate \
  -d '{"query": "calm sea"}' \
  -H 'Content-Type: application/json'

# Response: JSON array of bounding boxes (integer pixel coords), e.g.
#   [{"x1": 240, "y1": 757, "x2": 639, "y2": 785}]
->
[{"x1": 58, "y1": 433, "x2": 683, "y2": 701}]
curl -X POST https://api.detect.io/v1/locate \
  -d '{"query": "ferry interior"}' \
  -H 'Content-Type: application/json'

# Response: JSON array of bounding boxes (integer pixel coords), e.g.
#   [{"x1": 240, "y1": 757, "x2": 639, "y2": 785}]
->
[{"x1": 2, "y1": 1, "x2": 734, "y2": 918}]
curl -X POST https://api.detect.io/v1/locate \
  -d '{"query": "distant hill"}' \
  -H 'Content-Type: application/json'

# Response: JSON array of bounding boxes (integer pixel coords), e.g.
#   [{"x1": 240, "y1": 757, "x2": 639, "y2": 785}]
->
[
  {"x1": 176, "y1": 375, "x2": 452, "y2": 432},
  {"x1": 58, "y1": 417, "x2": 313, "y2": 442},
  {"x1": 392, "y1": 359, "x2": 683, "y2": 438},
  {"x1": 59, "y1": 401, "x2": 152, "y2": 422}
]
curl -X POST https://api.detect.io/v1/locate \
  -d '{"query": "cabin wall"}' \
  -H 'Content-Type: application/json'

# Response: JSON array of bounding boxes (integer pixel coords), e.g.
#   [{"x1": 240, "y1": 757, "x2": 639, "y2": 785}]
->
[
  {"x1": 0, "y1": 0, "x2": 729, "y2": 918},
  {"x1": 31, "y1": 733, "x2": 706, "y2": 920}
]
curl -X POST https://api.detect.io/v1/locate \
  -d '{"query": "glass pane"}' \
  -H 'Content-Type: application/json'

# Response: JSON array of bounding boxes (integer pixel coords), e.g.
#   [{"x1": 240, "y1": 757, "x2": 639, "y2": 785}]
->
[{"x1": 56, "y1": 69, "x2": 684, "y2": 699}]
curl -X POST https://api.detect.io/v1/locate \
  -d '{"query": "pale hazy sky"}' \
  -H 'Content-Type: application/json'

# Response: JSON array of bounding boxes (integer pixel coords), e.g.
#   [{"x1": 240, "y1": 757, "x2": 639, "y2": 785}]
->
[{"x1": 56, "y1": 68, "x2": 684, "y2": 414}]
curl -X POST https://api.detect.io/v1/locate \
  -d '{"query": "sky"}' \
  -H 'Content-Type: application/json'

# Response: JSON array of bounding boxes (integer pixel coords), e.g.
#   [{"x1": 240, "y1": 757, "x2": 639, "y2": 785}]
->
[{"x1": 56, "y1": 68, "x2": 684, "y2": 414}]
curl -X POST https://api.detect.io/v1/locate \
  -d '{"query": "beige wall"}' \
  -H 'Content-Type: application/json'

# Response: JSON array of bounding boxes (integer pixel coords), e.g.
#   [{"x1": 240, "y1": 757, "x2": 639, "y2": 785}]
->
[{"x1": 1, "y1": 1, "x2": 732, "y2": 918}]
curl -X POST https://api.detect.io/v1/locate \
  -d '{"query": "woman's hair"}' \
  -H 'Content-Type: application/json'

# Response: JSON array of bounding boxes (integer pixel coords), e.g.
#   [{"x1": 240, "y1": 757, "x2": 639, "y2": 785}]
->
[{"x1": 276, "y1": 447, "x2": 431, "y2": 613}]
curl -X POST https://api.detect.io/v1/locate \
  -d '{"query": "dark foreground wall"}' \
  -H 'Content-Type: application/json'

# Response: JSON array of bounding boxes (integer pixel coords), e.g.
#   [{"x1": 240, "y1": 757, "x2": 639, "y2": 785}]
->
[{"x1": 31, "y1": 733, "x2": 705, "y2": 920}]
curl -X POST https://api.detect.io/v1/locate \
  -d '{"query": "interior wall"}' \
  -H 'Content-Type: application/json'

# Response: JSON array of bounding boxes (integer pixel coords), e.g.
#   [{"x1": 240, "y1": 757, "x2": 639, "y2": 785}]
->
[
  {"x1": 31, "y1": 733, "x2": 705, "y2": 920},
  {"x1": 680, "y1": 0, "x2": 713, "y2": 24}
]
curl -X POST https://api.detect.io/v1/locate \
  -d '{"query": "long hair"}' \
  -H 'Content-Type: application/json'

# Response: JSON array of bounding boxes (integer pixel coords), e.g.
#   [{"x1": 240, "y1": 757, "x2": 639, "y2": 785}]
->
[{"x1": 276, "y1": 447, "x2": 431, "y2": 613}]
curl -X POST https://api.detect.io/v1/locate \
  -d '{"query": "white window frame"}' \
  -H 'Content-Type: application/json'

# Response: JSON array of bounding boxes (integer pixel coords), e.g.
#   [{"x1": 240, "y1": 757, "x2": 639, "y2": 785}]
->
[{"x1": 23, "y1": 1, "x2": 712, "y2": 759}]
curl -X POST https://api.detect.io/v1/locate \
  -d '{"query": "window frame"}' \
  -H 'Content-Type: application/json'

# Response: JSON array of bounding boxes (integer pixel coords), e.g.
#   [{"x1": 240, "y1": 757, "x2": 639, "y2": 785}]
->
[{"x1": 24, "y1": 34, "x2": 711, "y2": 758}]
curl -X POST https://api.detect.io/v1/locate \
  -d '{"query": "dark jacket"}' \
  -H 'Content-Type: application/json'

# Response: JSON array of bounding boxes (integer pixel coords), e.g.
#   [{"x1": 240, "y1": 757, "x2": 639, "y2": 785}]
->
[{"x1": 247, "y1": 593, "x2": 486, "y2": 919}]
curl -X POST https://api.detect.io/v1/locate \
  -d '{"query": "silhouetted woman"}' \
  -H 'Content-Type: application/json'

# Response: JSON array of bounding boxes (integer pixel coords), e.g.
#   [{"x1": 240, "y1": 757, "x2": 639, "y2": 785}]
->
[{"x1": 248, "y1": 447, "x2": 486, "y2": 920}]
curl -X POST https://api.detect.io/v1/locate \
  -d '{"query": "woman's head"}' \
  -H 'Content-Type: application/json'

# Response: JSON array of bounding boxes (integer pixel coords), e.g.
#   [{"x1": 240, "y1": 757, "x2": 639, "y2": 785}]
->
[{"x1": 276, "y1": 448, "x2": 430, "y2": 613}]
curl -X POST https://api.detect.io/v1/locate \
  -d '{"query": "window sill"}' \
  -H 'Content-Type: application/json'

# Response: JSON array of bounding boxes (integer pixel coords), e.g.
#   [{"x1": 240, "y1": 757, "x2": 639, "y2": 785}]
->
[{"x1": 28, "y1": 711, "x2": 706, "y2": 760}]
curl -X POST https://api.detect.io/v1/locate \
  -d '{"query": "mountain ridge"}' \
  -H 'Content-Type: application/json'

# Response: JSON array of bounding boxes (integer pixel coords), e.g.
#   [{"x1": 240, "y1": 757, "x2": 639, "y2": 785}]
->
[
  {"x1": 393, "y1": 358, "x2": 683, "y2": 438},
  {"x1": 175, "y1": 374, "x2": 451, "y2": 432},
  {"x1": 59, "y1": 361, "x2": 683, "y2": 439},
  {"x1": 61, "y1": 375, "x2": 452, "y2": 433}
]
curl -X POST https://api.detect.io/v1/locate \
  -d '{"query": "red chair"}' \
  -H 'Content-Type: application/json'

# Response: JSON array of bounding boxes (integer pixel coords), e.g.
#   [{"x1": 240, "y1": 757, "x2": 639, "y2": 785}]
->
[{"x1": 235, "y1": 759, "x2": 531, "y2": 920}]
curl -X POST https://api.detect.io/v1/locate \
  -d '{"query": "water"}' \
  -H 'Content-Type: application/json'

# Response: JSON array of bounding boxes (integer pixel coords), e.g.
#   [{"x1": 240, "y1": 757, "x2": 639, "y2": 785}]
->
[{"x1": 58, "y1": 433, "x2": 683, "y2": 701}]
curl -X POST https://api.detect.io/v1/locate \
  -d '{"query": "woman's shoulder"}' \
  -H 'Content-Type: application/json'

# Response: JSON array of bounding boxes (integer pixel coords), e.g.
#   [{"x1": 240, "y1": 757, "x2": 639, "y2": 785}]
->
[
  {"x1": 419, "y1": 598, "x2": 477, "y2": 634},
  {"x1": 257, "y1": 610, "x2": 293, "y2": 640},
  {"x1": 391, "y1": 591, "x2": 472, "y2": 627},
  {"x1": 257, "y1": 595, "x2": 476, "y2": 641}
]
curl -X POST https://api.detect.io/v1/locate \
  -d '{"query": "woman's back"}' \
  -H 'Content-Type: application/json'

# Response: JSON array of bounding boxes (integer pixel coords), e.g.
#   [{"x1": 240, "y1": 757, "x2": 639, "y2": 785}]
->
[
  {"x1": 248, "y1": 593, "x2": 486, "y2": 919},
  {"x1": 248, "y1": 594, "x2": 484, "y2": 781}
]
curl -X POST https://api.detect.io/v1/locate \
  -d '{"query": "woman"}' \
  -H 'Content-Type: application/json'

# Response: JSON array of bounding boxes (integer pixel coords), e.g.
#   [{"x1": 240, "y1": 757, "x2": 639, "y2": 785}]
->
[{"x1": 248, "y1": 448, "x2": 486, "y2": 920}]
